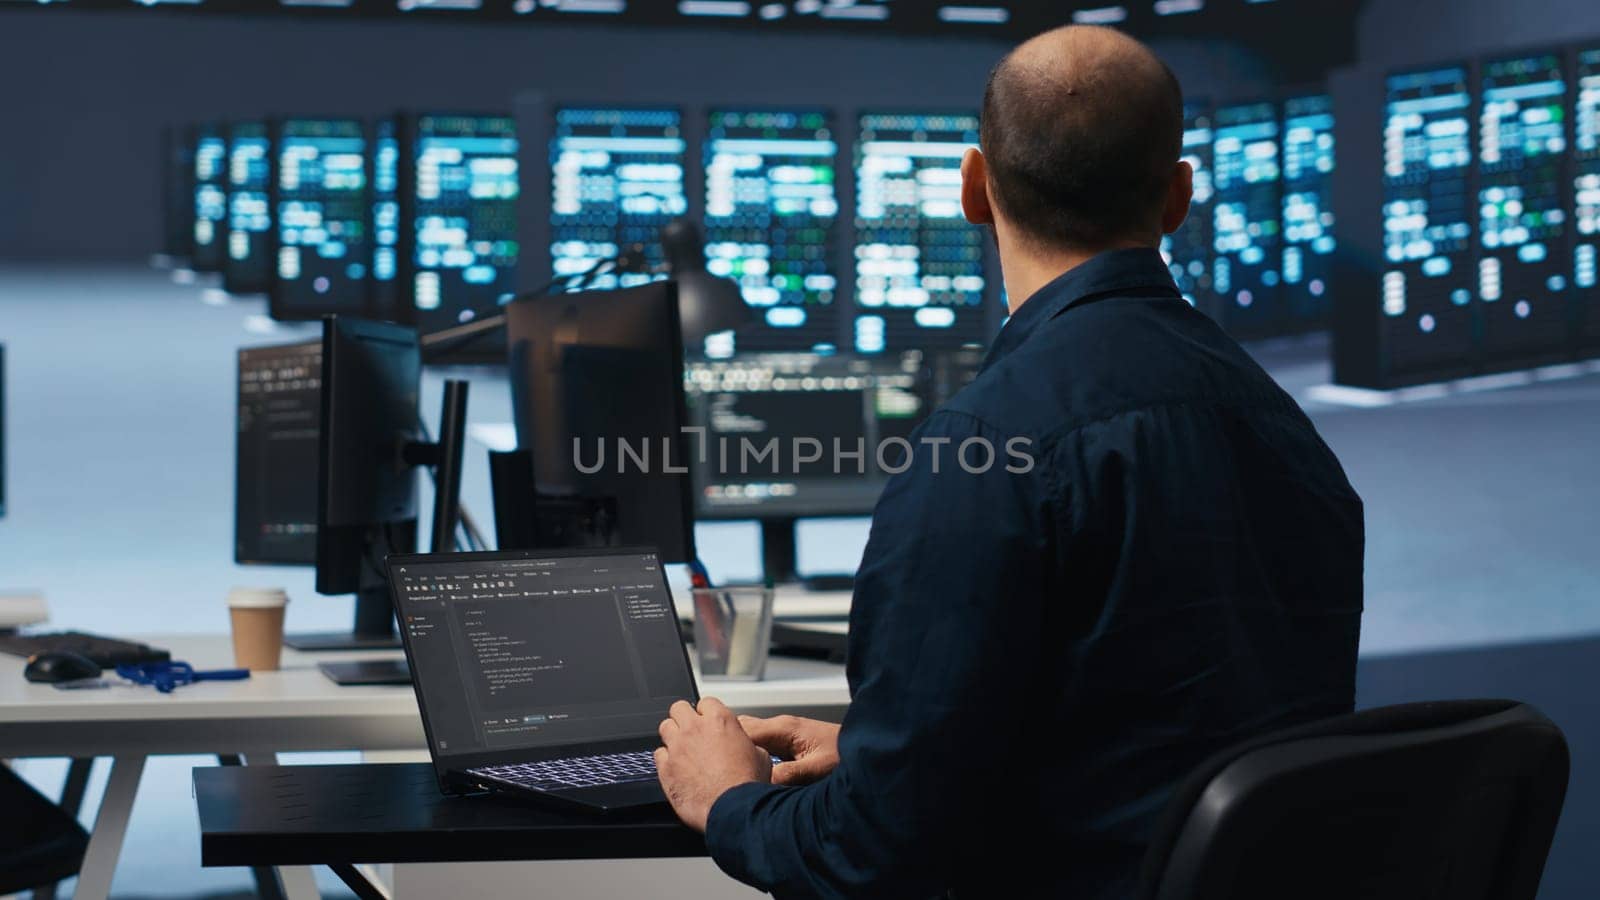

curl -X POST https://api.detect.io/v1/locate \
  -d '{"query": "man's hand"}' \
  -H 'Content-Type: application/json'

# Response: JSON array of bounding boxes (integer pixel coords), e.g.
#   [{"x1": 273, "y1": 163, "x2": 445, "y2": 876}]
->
[
  {"x1": 738, "y1": 715, "x2": 841, "y2": 786},
  {"x1": 656, "y1": 698, "x2": 772, "y2": 833}
]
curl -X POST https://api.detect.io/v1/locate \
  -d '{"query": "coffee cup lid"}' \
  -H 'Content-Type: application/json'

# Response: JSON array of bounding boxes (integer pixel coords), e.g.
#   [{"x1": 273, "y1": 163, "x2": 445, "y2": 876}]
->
[{"x1": 228, "y1": 587, "x2": 289, "y2": 609}]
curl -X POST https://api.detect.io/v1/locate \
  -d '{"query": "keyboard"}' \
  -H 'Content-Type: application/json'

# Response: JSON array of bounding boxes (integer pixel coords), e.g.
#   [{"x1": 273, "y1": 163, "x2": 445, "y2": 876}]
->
[
  {"x1": 470, "y1": 750, "x2": 659, "y2": 791},
  {"x1": 0, "y1": 631, "x2": 172, "y2": 668}
]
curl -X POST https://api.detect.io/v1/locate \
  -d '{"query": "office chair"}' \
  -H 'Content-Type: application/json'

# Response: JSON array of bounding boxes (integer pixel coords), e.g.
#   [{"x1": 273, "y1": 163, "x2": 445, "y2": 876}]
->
[
  {"x1": 0, "y1": 763, "x2": 89, "y2": 898},
  {"x1": 1137, "y1": 699, "x2": 1569, "y2": 900}
]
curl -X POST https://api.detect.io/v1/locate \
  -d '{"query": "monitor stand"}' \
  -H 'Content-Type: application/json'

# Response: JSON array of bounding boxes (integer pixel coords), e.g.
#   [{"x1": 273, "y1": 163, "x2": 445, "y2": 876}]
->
[
  {"x1": 761, "y1": 519, "x2": 799, "y2": 585},
  {"x1": 292, "y1": 382, "x2": 470, "y2": 666},
  {"x1": 761, "y1": 519, "x2": 856, "y2": 593},
  {"x1": 300, "y1": 588, "x2": 412, "y2": 684},
  {"x1": 284, "y1": 585, "x2": 400, "y2": 651},
  {"x1": 317, "y1": 658, "x2": 411, "y2": 685}
]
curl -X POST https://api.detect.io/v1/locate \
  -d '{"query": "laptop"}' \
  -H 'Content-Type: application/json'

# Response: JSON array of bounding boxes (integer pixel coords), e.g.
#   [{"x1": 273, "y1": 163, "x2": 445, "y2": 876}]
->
[{"x1": 388, "y1": 546, "x2": 698, "y2": 814}]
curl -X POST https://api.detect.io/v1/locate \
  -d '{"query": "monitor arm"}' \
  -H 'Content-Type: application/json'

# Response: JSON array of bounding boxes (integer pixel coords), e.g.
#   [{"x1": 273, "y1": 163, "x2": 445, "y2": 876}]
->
[
  {"x1": 401, "y1": 379, "x2": 469, "y2": 554},
  {"x1": 419, "y1": 247, "x2": 652, "y2": 362}
]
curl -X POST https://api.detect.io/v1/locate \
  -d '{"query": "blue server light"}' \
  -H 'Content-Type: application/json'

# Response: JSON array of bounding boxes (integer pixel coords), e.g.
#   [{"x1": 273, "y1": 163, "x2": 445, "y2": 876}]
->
[
  {"x1": 1576, "y1": 48, "x2": 1600, "y2": 346},
  {"x1": 407, "y1": 114, "x2": 520, "y2": 335},
  {"x1": 853, "y1": 111, "x2": 988, "y2": 353},
  {"x1": 1281, "y1": 94, "x2": 1336, "y2": 327},
  {"x1": 1478, "y1": 53, "x2": 1570, "y2": 360},
  {"x1": 271, "y1": 118, "x2": 370, "y2": 320},
  {"x1": 1212, "y1": 101, "x2": 1282, "y2": 335},
  {"x1": 192, "y1": 124, "x2": 229, "y2": 273},
  {"x1": 704, "y1": 109, "x2": 840, "y2": 354},
  {"x1": 225, "y1": 122, "x2": 274, "y2": 294},
  {"x1": 1161, "y1": 103, "x2": 1214, "y2": 309},
  {"x1": 549, "y1": 107, "x2": 687, "y2": 290},
  {"x1": 1381, "y1": 65, "x2": 1477, "y2": 372},
  {"x1": 373, "y1": 118, "x2": 400, "y2": 293}
]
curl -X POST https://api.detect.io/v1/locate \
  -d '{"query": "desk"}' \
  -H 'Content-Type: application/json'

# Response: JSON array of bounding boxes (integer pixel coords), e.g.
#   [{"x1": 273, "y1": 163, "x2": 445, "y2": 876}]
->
[
  {"x1": 0, "y1": 633, "x2": 848, "y2": 900},
  {"x1": 195, "y1": 762, "x2": 704, "y2": 898},
  {"x1": 769, "y1": 586, "x2": 853, "y2": 620}
]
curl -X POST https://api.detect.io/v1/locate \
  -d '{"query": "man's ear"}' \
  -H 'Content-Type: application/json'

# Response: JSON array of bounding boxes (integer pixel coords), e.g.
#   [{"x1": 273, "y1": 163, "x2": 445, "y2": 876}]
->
[
  {"x1": 961, "y1": 148, "x2": 995, "y2": 227},
  {"x1": 1160, "y1": 160, "x2": 1194, "y2": 236}
]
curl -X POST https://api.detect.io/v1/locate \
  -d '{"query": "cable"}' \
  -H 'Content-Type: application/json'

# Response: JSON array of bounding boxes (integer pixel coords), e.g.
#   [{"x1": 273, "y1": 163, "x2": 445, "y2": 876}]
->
[{"x1": 459, "y1": 506, "x2": 490, "y2": 552}]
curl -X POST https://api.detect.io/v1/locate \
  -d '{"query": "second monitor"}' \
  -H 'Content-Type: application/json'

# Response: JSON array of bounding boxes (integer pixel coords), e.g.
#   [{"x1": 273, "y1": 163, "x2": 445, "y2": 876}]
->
[
  {"x1": 686, "y1": 347, "x2": 981, "y2": 583},
  {"x1": 234, "y1": 316, "x2": 468, "y2": 652},
  {"x1": 500, "y1": 280, "x2": 697, "y2": 565}
]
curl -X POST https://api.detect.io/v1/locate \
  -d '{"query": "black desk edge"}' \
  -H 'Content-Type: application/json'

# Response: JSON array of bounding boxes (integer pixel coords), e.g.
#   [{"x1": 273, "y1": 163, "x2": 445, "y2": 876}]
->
[{"x1": 194, "y1": 763, "x2": 707, "y2": 869}]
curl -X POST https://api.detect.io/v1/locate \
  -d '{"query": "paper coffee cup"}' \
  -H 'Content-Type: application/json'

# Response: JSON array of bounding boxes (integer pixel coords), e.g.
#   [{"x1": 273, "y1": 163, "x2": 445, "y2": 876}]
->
[{"x1": 228, "y1": 588, "x2": 288, "y2": 672}]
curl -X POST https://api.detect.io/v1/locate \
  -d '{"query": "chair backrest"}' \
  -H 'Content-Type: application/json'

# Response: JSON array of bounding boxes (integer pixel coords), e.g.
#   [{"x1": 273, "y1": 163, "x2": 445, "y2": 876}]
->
[
  {"x1": 0, "y1": 765, "x2": 89, "y2": 894},
  {"x1": 1137, "y1": 700, "x2": 1569, "y2": 900}
]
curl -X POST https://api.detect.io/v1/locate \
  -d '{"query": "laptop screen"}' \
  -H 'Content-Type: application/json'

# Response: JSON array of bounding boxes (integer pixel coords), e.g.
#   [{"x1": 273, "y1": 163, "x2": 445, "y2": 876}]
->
[{"x1": 393, "y1": 549, "x2": 696, "y2": 759}]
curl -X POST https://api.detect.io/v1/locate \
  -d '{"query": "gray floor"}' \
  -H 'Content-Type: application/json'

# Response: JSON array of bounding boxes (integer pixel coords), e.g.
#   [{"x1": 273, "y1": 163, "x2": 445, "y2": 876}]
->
[{"x1": 3, "y1": 265, "x2": 1599, "y2": 897}]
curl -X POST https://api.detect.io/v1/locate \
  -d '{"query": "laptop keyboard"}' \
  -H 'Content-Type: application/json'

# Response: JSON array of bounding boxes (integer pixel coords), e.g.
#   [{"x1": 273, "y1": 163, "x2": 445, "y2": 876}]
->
[{"x1": 470, "y1": 751, "x2": 659, "y2": 791}]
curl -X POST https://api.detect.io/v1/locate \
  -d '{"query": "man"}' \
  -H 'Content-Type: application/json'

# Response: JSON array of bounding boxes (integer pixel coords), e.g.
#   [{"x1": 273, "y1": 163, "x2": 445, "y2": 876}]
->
[{"x1": 655, "y1": 25, "x2": 1364, "y2": 899}]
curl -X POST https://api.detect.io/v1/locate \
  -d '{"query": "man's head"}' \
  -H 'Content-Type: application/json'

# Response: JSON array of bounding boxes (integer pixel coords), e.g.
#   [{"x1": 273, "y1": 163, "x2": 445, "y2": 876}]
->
[{"x1": 963, "y1": 26, "x2": 1191, "y2": 258}]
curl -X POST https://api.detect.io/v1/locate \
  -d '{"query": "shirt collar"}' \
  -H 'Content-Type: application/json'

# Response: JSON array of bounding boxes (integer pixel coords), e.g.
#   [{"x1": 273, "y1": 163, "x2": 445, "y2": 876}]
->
[{"x1": 983, "y1": 247, "x2": 1180, "y2": 369}]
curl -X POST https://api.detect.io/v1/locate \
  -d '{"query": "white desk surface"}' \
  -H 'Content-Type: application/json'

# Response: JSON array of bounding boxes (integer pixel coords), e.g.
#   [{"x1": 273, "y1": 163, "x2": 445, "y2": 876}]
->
[
  {"x1": 678, "y1": 586, "x2": 852, "y2": 621},
  {"x1": 770, "y1": 586, "x2": 853, "y2": 619},
  {"x1": 0, "y1": 633, "x2": 850, "y2": 758}
]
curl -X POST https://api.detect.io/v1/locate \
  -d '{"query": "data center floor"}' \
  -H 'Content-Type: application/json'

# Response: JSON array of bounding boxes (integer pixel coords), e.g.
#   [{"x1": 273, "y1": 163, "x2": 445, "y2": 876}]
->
[{"x1": 2, "y1": 264, "x2": 1599, "y2": 897}]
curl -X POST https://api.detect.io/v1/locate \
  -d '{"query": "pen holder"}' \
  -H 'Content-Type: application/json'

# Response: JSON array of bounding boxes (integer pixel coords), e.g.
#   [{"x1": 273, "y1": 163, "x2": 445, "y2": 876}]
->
[{"x1": 691, "y1": 586, "x2": 775, "y2": 681}]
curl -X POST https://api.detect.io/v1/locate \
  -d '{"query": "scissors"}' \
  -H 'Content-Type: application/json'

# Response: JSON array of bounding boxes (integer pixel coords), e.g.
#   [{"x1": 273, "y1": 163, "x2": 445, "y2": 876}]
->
[{"x1": 114, "y1": 661, "x2": 251, "y2": 694}]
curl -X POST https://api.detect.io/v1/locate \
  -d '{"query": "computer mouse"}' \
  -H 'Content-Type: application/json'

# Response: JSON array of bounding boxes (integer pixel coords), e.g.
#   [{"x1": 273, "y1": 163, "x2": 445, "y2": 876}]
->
[{"x1": 24, "y1": 650, "x2": 103, "y2": 684}]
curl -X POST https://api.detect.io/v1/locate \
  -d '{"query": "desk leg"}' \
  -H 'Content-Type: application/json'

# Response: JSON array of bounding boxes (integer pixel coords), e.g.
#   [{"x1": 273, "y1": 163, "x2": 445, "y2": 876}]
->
[
  {"x1": 240, "y1": 753, "x2": 321, "y2": 900},
  {"x1": 59, "y1": 758, "x2": 95, "y2": 817},
  {"x1": 72, "y1": 755, "x2": 144, "y2": 900},
  {"x1": 329, "y1": 864, "x2": 390, "y2": 900}
]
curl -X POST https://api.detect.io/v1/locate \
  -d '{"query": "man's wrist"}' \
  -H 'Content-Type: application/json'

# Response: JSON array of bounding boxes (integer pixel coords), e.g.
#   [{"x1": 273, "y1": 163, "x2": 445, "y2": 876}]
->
[{"x1": 704, "y1": 781, "x2": 779, "y2": 866}]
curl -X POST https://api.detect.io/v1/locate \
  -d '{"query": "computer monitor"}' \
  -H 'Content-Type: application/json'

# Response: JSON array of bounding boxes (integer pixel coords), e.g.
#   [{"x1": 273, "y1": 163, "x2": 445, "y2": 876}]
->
[
  {"x1": 234, "y1": 317, "x2": 468, "y2": 652},
  {"x1": 1479, "y1": 52, "x2": 1571, "y2": 364},
  {"x1": 314, "y1": 316, "x2": 423, "y2": 597},
  {"x1": 853, "y1": 111, "x2": 990, "y2": 353},
  {"x1": 399, "y1": 113, "x2": 520, "y2": 343},
  {"x1": 224, "y1": 121, "x2": 274, "y2": 295},
  {"x1": 1162, "y1": 102, "x2": 1215, "y2": 310},
  {"x1": 1212, "y1": 101, "x2": 1284, "y2": 337},
  {"x1": 685, "y1": 347, "x2": 981, "y2": 582},
  {"x1": 192, "y1": 123, "x2": 229, "y2": 273},
  {"x1": 501, "y1": 281, "x2": 696, "y2": 564},
  {"x1": 550, "y1": 107, "x2": 687, "y2": 290},
  {"x1": 1578, "y1": 47, "x2": 1600, "y2": 350},
  {"x1": 1281, "y1": 94, "x2": 1336, "y2": 329},
  {"x1": 162, "y1": 126, "x2": 195, "y2": 261},
  {"x1": 703, "y1": 109, "x2": 841, "y2": 355},
  {"x1": 270, "y1": 118, "x2": 372, "y2": 321},
  {"x1": 235, "y1": 339, "x2": 322, "y2": 566}
]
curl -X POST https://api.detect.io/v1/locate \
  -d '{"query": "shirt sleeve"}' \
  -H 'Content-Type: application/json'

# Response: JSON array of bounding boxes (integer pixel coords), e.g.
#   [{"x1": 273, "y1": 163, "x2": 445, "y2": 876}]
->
[{"x1": 704, "y1": 410, "x2": 1055, "y2": 898}]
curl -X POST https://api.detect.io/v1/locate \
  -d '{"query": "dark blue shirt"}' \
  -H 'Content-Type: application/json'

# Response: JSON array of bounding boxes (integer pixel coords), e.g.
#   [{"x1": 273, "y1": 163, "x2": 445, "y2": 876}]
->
[{"x1": 705, "y1": 248, "x2": 1364, "y2": 899}]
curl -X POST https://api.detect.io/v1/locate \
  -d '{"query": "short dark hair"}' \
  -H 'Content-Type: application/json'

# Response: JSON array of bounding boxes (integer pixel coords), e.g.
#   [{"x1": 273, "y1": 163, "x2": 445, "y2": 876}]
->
[{"x1": 980, "y1": 32, "x2": 1184, "y2": 250}]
